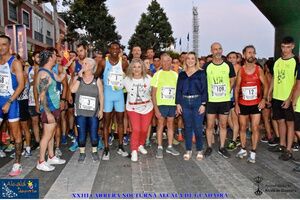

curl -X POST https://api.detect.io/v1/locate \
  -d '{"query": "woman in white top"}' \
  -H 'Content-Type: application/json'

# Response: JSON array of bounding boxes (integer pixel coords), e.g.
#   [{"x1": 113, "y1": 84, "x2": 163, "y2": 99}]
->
[{"x1": 123, "y1": 58, "x2": 153, "y2": 162}]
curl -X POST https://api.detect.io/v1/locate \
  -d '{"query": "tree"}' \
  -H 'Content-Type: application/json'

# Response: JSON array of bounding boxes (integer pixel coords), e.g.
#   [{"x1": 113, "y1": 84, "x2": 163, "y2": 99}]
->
[
  {"x1": 128, "y1": 0, "x2": 175, "y2": 54},
  {"x1": 61, "y1": 0, "x2": 121, "y2": 52}
]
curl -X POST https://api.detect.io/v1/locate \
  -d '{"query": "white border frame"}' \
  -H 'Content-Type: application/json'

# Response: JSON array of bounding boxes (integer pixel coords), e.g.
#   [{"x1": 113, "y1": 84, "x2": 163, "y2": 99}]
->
[{"x1": 8, "y1": 0, "x2": 18, "y2": 23}]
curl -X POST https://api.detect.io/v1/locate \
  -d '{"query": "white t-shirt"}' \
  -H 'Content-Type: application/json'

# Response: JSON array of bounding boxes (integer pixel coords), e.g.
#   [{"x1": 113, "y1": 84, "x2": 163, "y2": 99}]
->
[{"x1": 123, "y1": 75, "x2": 153, "y2": 114}]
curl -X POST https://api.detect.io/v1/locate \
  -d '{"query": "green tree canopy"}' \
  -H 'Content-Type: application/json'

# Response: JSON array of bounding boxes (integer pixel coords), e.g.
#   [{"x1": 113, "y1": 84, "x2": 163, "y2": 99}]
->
[
  {"x1": 128, "y1": 0, "x2": 175, "y2": 54},
  {"x1": 61, "y1": 0, "x2": 121, "y2": 52}
]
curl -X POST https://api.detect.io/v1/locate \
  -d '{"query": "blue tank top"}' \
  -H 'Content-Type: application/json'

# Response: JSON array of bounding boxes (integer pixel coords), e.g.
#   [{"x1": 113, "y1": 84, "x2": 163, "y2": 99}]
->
[
  {"x1": 38, "y1": 68, "x2": 60, "y2": 112},
  {"x1": 103, "y1": 58, "x2": 124, "y2": 94},
  {"x1": 52, "y1": 64, "x2": 61, "y2": 91}
]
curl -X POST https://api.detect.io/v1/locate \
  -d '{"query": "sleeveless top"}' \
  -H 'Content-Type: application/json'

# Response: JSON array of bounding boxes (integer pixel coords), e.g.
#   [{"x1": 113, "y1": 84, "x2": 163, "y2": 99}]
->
[
  {"x1": 75, "y1": 77, "x2": 99, "y2": 117},
  {"x1": 238, "y1": 65, "x2": 261, "y2": 106},
  {"x1": 38, "y1": 68, "x2": 60, "y2": 112},
  {"x1": 0, "y1": 56, "x2": 18, "y2": 97},
  {"x1": 28, "y1": 66, "x2": 36, "y2": 106},
  {"x1": 103, "y1": 57, "x2": 124, "y2": 93}
]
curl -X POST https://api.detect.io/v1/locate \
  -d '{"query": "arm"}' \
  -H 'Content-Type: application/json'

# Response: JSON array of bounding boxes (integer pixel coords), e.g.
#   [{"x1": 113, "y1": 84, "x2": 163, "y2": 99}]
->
[
  {"x1": 234, "y1": 70, "x2": 242, "y2": 114},
  {"x1": 151, "y1": 87, "x2": 161, "y2": 119},
  {"x1": 292, "y1": 80, "x2": 300, "y2": 111},
  {"x1": 199, "y1": 71, "x2": 207, "y2": 114},
  {"x1": 267, "y1": 76, "x2": 274, "y2": 103},
  {"x1": 95, "y1": 59, "x2": 105, "y2": 78},
  {"x1": 175, "y1": 74, "x2": 183, "y2": 115},
  {"x1": 33, "y1": 68, "x2": 40, "y2": 113},
  {"x1": 97, "y1": 78, "x2": 104, "y2": 119},
  {"x1": 122, "y1": 59, "x2": 129, "y2": 72},
  {"x1": 258, "y1": 68, "x2": 268, "y2": 109},
  {"x1": 70, "y1": 76, "x2": 81, "y2": 94},
  {"x1": 10, "y1": 60, "x2": 25, "y2": 100}
]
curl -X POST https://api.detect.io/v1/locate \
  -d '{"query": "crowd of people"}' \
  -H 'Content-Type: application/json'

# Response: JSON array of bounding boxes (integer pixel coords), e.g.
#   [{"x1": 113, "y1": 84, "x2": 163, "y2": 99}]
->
[{"x1": 0, "y1": 34, "x2": 299, "y2": 177}]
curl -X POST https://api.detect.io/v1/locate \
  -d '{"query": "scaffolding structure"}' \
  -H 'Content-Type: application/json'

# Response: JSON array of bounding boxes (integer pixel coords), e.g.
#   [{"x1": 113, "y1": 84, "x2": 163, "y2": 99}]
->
[{"x1": 192, "y1": 6, "x2": 199, "y2": 55}]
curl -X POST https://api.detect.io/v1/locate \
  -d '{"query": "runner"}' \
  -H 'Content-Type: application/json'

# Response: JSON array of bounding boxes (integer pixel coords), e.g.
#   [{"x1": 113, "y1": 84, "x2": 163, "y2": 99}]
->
[
  {"x1": 151, "y1": 53, "x2": 180, "y2": 158},
  {"x1": 268, "y1": 36, "x2": 298, "y2": 161},
  {"x1": 203, "y1": 42, "x2": 236, "y2": 158},
  {"x1": 36, "y1": 48, "x2": 66, "y2": 171},
  {"x1": 28, "y1": 51, "x2": 41, "y2": 150},
  {"x1": 70, "y1": 58, "x2": 104, "y2": 163},
  {"x1": 100, "y1": 42, "x2": 129, "y2": 160},
  {"x1": 234, "y1": 45, "x2": 268, "y2": 163},
  {"x1": 176, "y1": 52, "x2": 207, "y2": 160},
  {"x1": 0, "y1": 35, "x2": 25, "y2": 176},
  {"x1": 123, "y1": 58, "x2": 153, "y2": 162}
]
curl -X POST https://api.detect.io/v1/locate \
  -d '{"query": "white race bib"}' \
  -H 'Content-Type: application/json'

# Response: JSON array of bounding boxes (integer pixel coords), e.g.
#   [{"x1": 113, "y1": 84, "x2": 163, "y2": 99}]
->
[
  {"x1": 0, "y1": 73, "x2": 9, "y2": 94},
  {"x1": 212, "y1": 84, "x2": 226, "y2": 97},
  {"x1": 79, "y1": 95, "x2": 96, "y2": 111},
  {"x1": 242, "y1": 86, "x2": 257, "y2": 100},
  {"x1": 108, "y1": 72, "x2": 123, "y2": 90},
  {"x1": 161, "y1": 87, "x2": 175, "y2": 100}
]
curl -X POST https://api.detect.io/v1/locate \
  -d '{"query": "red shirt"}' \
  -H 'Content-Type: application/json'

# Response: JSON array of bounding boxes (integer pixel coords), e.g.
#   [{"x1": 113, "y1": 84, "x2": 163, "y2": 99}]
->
[{"x1": 238, "y1": 65, "x2": 262, "y2": 106}]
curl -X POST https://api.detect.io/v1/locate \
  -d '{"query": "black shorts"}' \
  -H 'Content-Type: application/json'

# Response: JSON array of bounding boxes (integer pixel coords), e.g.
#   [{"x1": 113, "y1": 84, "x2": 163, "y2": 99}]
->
[
  {"x1": 18, "y1": 99, "x2": 30, "y2": 121},
  {"x1": 272, "y1": 99, "x2": 294, "y2": 121},
  {"x1": 239, "y1": 104, "x2": 261, "y2": 115},
  {"x1": 206, "y1": 101, "x2": 231, "y2": 115},
  {"x1": 295, "y1": 112, "x2": 300, "y2": 132},
  {"x1": 28, "y1": 106, "x2": 39, "y2": 117}
]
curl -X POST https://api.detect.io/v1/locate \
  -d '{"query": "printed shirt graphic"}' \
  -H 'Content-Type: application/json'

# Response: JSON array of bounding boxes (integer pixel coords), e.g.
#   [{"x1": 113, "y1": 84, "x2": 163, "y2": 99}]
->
[
  {"x1": 204, "y1": 61, "x2": 235, "y2": 102},
  {"x1": 0, "y1": 56, "x2": 16, "y2": 97},
  {"x1": 273, "y1": 57, "x2": 298, "y2": 101},
  {"x1": 105, "y1": 58, "x2": 124, "y2": 91},
  {"x1": 123, "y1": 75, "x2": 153, "y2": 114},
  {"x1": 150, "y1": 70, "x2": 178, "y2": 106}
]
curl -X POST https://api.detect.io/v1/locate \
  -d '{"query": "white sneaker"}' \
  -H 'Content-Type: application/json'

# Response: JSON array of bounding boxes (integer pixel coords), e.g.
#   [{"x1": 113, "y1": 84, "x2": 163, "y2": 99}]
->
[
  {"x1": 9, "y1": 163, "x2": 22, "y2": 176},
  {"x1": 236, "y1": 149, "x2": 247, "y2": 159},
  {"x1": 36, "y1": 161, "x2": 55, "y2": 172},
  {"x1": 0, "y1": 150, "x2": 6, "y2": 158},
  {"x1": 131, "y1": 150, "x2": 138, "y2": 162},
  {"x1": 138, "y1": 145, "x2": 148, "y2": 155},
  {"x1": 247, "y1": 151, "x2": 256, "y2": 163},
  {"x1": 47, "y1": 156, "x2": 66, "y2": 165}
]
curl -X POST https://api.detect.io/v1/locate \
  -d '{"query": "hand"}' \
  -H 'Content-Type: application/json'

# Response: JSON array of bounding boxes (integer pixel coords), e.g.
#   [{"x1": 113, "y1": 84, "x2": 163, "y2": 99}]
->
[
  {"x1": 258, "y1": 99, "x2": 266, "y2": 110},
  {"x1": 67, "y1": 95, "x2": 73, "y2": 104},
  {"x1": 78, "y1": 69, "x2": 84, "y2": 78},
  {"x1": 98, "y1": 110, "x2": 103, "y2": 120},
  {"x1": 281, "y1": 98, "x2": 291, "y2": 109},
  {"x1": 267, "y1": 94, "x2": 272, "y2": 103},
  {"x1": 198, "y1": 105, "x2": 205, "y2": 114},
  {"x1": 176, "y1": 104, "x2": 182, "y2": 116},
  {"x1": 35, "y1": 104, "x2": 40, "y2": 114},
  {"x1": 46, "y1": 113, "x2": 55, "y2": 124},
  {"x1": 2, "y1": 102, "x2": 11, "y2": 114},
  {"x1": 234, "y1": 104, "x2": 240, "y2": 115},
  {"x1": 154, "y1": 108, "x2": 162, "y2": 119}
]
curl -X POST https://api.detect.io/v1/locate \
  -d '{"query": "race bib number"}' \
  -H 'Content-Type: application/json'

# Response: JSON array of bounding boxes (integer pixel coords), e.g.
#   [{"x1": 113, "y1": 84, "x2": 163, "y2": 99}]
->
[
  {"x1": 242, "y1": 86, "x2": 257, "y2": 100},
  {"x1": 79, "y1": 95, "x2": 96, "y2": 111},
  {"x1": 161, "y1": 87, "x2": 175, "y2": 100},
  {"x1": 0, "y1": 73, "x2": 9, "y2": 94},
  {"x1": 108, "y1": 72, "x2": 123, "y2": 90},
  {"x1": 212, "y1": 84, "x2": 226, "y2": 97}
]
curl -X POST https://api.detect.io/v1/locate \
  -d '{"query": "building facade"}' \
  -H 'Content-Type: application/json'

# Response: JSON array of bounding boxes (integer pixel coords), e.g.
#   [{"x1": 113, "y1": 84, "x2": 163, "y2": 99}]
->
[{"x1": 0, "y1": 0, "x2": 66, "y2": 53}]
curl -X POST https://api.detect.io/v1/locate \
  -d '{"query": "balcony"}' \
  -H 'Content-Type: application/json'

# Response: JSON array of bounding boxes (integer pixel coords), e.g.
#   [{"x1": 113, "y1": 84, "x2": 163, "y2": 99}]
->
[
  {"x1": 46, "y1": 36, "x2": 53, "y2": 46},
  {"x1": 34, "y1": 31, "x2": 43, "y2": 43}
]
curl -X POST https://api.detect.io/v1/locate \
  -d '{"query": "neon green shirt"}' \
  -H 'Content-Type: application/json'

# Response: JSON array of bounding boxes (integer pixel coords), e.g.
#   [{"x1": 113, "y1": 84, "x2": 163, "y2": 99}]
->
[
  {"x1": 273, "y1": 57, "x2": 298, "y2": 101},
  {"x1": 151, "y1": 70, "x2": 178, "y2": 106},
  {"x1": 205, "y1": 61, "x2": 235, "y2": 102}
]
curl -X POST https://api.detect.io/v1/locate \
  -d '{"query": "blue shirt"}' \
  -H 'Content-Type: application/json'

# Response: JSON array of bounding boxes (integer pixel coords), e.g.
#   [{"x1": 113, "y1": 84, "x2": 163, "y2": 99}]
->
[{"x1": 175, "y1": 70, "x2": 207, "y2": 105}]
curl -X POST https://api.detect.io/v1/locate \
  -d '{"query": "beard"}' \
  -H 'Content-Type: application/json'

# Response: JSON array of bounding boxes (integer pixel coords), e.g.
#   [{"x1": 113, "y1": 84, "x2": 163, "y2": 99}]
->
[{"x1": 247, "y1": 57, "x2": 256, "y2": 63}]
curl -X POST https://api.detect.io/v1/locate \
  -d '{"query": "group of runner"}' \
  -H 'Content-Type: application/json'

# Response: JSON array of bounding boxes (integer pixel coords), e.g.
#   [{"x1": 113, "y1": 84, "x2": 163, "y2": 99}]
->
[{"x1": 0, "y1": 34, "x2": 299, "y2": 176}]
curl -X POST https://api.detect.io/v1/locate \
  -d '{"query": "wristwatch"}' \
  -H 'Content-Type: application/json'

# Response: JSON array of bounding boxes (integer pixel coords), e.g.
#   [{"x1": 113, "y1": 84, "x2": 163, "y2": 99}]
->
[{"x1": 7, "y1": 98, "x2": 13, "y2": 104}]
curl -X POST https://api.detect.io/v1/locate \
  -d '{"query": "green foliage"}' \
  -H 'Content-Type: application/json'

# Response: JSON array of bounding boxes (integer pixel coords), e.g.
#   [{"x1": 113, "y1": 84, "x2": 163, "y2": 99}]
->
[
  {"x1": 128, "y1": 0, "x2": 175, "y2": 54},
  {"x1": 61, "y1": 0, "x2": 121, "y2": 52}
]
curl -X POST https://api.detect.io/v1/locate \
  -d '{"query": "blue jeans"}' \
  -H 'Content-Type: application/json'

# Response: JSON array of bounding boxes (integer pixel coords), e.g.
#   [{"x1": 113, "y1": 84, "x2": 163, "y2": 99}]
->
[
  {"x1": 76, "y1": 116, "x2": 99, "y2": 147},
  {"x1": 181, "y1": 96, "x2": 204, "y2": 151}
]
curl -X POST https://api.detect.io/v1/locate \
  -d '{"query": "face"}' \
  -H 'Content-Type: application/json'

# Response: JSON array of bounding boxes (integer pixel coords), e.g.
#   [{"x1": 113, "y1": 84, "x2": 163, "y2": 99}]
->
[
  {"x1": 33, "y1": 53, "x2": 40, "y2": 65},
  {"x1": 172, "y1": 59, "x2": 180, "y2": 66},
  {"x1": 144, "y1": 59, "x2": 150, "y2": 69},
  {"x1": 281, "y1": 43, "x2": 294, "y2": 57},
  {"x1": 227, "y1": 53, "x2": 238, "y2": 65},
  {"x1": 0, "y1": 38, "x2": 10, "y2": 56},
  {"x1": 161, "y1": 55, "x2": 171, "y2": 70},
  {"x1": 146, "y1": 49, "x2": 154, "y2": 59},
  {"x1": 122, "y1": 55, "x2": 128, "y2": 62},
  {"x1": 211, "y1": 43, "x2": 223, "y2": 59},
  {"x1": 180, "y1": 54, "x2": 187, "y2": 64},
  {"x1": 76, "y1": 46, "x2": 87, "y2": 60},
  {"x1": 56, "y1": 56, "x2": 62, "y2": 64},
  {"x1": 244, "y1": 48, "x2": 256, "y2": 63},
  {"x1": 94, "y1": 54, "x2": 103, "y2": 64},
  {"x1": 70, "y1": 52, "x2": 77, "y2": 60},
  {"x1": 132, "y1": 62, "x2": 142, "y2": 77},
  {"x1": 132, "y1": 46, "x2": 142, "y2": 59},
  {"x1": 237, "y1": 53, "x2": 242, "y2": 63},
  {"x1": 82, "y1": 58, "x2": 93, "y2": 72},
  {"x1": 49, "y1": 52, "x2": 57, "y2": 67},
  {"x1": 199, "y1": 59, "x2": 205, "y2": 68},
  {"x1": 153, "y1": 58, "x2": 160, "y2": 68},
  {"x1": 185, "y1": 54, "x2": 196, "y2": 67},
  {"x1": 109, "y1": 44, "x2": 121, "y2": 58}
]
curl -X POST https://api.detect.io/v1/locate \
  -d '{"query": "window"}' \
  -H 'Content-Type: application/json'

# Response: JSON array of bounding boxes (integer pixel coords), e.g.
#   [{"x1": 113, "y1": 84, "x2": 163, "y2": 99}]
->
[
  {"x1": 22, "y1": 10, "x2": 30, "y2": 28},
  {"x1": 8, "y1": 1, "x2": 17, "y2": 22},
  {"x1": 47, "y1": 30, "x2": 51, "y2": 37},
  {"x1": 33, "y1": 13, "x2": 43, "y2": 33}
]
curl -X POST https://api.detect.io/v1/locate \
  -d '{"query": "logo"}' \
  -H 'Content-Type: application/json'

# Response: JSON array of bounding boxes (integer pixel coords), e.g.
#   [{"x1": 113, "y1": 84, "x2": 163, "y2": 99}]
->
[
  {"x1": 253, "y1": 176, "x2": 263, "y2": 196},
  {"x1": 0, "y1": 179, "x2": 39, "y2": 199}
]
